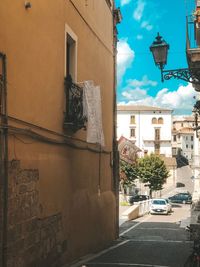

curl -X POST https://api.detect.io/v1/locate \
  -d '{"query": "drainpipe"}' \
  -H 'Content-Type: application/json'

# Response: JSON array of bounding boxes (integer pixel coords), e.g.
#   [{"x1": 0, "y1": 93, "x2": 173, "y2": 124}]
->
[
  {"x1": 112, "y1": 5, "x2": 122, "y2": 238},
  {"x1": 0, "y1": 53, "x2": 8, "y2": 267},
  {"x1": 112, "y1": 13, "x2": 119, "y2": 238}
]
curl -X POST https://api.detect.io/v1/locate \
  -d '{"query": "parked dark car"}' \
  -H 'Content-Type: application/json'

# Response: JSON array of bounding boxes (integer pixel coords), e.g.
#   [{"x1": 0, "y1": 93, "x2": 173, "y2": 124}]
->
[
  {"x1": 168, "y1": 192, "x2": 192, "y2": 204},
  {"x1": 129, "y1": 194, "x2": 149, "y2": 205},
  {"x1": 176, "y1": 182, "x2": 185, "y2": 188}
]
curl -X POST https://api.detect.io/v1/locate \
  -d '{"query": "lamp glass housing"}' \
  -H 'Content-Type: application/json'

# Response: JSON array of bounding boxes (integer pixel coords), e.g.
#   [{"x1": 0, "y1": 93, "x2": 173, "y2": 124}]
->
[{"x1": 150, "y1": 33, "x2": 169, "y2": 70}]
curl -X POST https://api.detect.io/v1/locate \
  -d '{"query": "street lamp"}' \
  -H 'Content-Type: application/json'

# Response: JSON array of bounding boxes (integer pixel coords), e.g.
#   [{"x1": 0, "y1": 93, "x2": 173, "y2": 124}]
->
[
  {"x1": 150, "y1": 32, "x2": 200, "y2": 84},
  {"x1": 150, "y1": 33, "x2": 169, "y2": 82}
]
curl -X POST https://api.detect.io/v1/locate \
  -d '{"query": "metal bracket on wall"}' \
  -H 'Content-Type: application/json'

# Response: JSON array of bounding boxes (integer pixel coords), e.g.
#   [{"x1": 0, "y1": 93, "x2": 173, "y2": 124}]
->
[
  {"x1": 64, "y1": 75, "x2": 87, "y2": 132},
  {"x1": 162, "y1": 68, "x2": 200, "y2": 84}
]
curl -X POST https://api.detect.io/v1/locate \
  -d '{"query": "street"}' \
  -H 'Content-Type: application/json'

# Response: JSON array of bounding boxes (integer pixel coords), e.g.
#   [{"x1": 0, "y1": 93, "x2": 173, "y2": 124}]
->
[{"x1": 72, "y1": 203, "x2": 192, "y2": 267}]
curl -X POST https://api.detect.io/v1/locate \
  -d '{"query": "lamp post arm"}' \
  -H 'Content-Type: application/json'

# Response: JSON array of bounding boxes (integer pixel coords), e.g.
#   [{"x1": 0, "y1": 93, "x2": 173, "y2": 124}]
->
[{"x1": 161, "y1": 68, "x2": 200, "y2": 84}]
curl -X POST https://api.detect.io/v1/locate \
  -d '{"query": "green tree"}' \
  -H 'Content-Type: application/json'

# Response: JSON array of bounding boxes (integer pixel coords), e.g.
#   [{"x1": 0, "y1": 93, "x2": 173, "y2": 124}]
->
[
  {"x1": 137, "y1": 154, "x2": 169, "y2": 197},
  {"x1": 119, "y1": 160, "x2": 138, "y2": 195}
]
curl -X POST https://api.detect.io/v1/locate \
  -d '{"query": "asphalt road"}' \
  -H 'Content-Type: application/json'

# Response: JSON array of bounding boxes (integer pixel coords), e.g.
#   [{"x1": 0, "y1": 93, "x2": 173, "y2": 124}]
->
[{"x1": 72, "y1": 203, "x2": 193, "y2": 267}]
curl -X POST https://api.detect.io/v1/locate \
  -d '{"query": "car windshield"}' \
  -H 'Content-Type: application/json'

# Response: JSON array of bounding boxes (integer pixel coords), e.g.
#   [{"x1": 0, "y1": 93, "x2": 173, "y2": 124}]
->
[{"x1": 152, "y1": 200, "x2": 166, "y2": 205}]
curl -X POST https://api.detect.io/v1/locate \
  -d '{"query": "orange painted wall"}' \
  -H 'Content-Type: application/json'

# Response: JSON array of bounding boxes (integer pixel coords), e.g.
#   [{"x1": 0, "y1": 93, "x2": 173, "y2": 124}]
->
[{"x1": 0, "y1": 0, "x2": 117, "y2": 265}]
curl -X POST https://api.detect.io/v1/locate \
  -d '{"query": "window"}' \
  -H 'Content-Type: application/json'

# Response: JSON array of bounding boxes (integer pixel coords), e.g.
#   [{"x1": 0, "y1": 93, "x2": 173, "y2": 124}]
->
[
  {"x1": 155, "y1": 128, "x2": 160, "y2": 141},
  {"x1": 158, "y1": 117, "x2": 163, "y2": 124},
  {"x1": 65, "y1": 24, "x2": 77, "y2": 80},
  {"x1": 155, "y1": 143, "x2": 160, "y2": 155},
  {"x1": 130, "y1": 115, "x2": 135, "y2": 124},
  {"x1": 154, "y1": 128, "x2": 160, "y2": 154},
  {"x1": 173, "y1": 135, "x2": 176, "y2": 142},
  {"x1": 191, "y1": 136, "x2": 194, "y2": 141},
  {"x1": 130, "y1": 128, "x2": 135, "y2": 137},
  {"x1": 191, "y1": 145, "x2": 194, "y2": 149},
  {"x1": 172, "y1": 147, "x2": 177, "y2": 156},
  {"x1": 152, "y1": 117, "x2": 157, "y2": 124},
  {"x1": 186, "y1": 144, "x2": 188, "y2": 149}
]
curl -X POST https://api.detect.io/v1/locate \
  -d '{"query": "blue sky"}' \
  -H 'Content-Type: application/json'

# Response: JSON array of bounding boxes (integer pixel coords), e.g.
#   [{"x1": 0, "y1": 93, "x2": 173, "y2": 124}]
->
[{"x1": 115, "y1": 0, "x2": 197, "y2": 115}]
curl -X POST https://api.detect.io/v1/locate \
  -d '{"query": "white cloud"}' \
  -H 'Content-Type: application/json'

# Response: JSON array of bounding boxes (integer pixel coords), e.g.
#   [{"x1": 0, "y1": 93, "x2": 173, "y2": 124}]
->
[
  {"x1": 133, "y1": 0, "x2": 146, "y2": 21},
  {"x1": 119, "y1": 83, "x2": 197, "y2": 115},
  {"x1": 127, "y1": 75, "x2": 157, "y2": 87},
  {"x1": 141, "y1": 21, "x2": 153, "y2": 31},
  {"x1": 136, "y1": 34, "x2": 143, "y2": 40},
  {"x1": 120, "y1": 0, "x2": 131, "y2": 6},
  {"x1": 117, "y1": 39, "x2": 135, "y2": 84},
  {"x1": 122, "y1": 88, "x2": 147, "y2": 100}
]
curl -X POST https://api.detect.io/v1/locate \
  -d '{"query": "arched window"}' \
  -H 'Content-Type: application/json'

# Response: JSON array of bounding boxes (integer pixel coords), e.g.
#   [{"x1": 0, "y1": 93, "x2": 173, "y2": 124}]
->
[
  {"x1": 152, "y1": 117, "x2": 157, "y2": 124},
  {"x1": 158, "y1": 117, "x2": 163, "y2": 124}
]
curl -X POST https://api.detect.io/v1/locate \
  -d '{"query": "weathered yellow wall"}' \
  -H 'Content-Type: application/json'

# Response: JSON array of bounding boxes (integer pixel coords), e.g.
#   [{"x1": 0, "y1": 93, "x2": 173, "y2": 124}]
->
[{"x1": 0, "y1": 0, "x2": 117, "y2": 265}]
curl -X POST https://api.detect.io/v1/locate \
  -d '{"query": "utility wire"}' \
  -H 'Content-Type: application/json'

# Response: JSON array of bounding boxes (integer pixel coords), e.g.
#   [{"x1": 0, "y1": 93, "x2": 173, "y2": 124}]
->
[{"x1": 0, "y1": 124, "x2": 112, "y2": 155}]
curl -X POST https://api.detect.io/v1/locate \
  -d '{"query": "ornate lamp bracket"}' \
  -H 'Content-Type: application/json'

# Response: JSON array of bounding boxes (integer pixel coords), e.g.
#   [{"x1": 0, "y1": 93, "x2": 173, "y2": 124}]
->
[
  {"x1": 64, "y1": 75, "x2": 87, "y2": 132},
  {"x1": 162, "y1": 68, "x2": 200, "y2": 84}
]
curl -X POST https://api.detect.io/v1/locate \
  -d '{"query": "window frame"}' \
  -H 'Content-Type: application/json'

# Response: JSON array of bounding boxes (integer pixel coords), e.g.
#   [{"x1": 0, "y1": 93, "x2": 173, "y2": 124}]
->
[
  {"x1": 130, "y1": 128, "x2": 136, "y2": 138},
  {"x1": 152, "y1": 117, "x2": 157, "y2": 124},
  {"x1": 158, "y1": 117, "x2": 163, "y2": 124},
  {"x1": 155, "y1": 128, "x2": 160, "y2": 141},
  {"x1": 65, "y1": 24, "x2": 77, "y2": 81},
  {"x1": 130, "y1": 115, "x2": 135, "y2": 124}
]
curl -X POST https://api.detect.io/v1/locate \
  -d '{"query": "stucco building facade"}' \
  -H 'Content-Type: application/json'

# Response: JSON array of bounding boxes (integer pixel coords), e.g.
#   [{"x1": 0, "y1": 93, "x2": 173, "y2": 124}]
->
[
  {"x1": 117, "y1": 105, "x2": 173, "y2": 157},
  {"x1": 172, "y1": 116, "x2": 196, "y2": 163},
  {"x1": 0, "y1": 1, "x2": 120, "y2": 266}
]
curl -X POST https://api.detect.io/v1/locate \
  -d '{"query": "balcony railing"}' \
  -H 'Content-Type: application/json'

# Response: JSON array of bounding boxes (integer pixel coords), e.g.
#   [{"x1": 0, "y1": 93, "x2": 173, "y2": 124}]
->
[
  {"x1": 186, "y1": 15, "x2": 200, "y2": 69},
  {"x1": 143, "y1": 138, "x2": 171, "y2": 143},
  {"x1": 64, "y1": 75, "x2": 87, "y2": 132}
]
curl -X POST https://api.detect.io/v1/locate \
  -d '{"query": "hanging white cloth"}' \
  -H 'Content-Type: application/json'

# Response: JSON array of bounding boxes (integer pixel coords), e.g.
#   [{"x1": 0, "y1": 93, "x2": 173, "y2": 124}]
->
[{"x1": 83, "y1": 81, "x2": 105, "y2": 147}]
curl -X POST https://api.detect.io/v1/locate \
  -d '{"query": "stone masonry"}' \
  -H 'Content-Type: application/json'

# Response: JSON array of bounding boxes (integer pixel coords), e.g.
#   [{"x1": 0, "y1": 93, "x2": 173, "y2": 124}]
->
[{"x1": 0, "y1": 160, "x2": 67, "y2": 267}]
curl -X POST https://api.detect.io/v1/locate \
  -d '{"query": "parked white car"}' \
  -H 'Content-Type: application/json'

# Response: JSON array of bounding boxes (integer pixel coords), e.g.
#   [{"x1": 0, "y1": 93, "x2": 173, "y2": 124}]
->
[
  {"x1": 150, "y1": 198, "x2": 169, "y2": 215},
  {"x1": 165, "y1": 198, "x2": 172, "y2": 212}
]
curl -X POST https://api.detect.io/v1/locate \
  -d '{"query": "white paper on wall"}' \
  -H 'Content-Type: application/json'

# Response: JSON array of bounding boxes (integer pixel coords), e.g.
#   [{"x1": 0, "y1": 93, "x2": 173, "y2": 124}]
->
[{"x1": 83, "y1": 81, "x2": 105, "y2": 147}]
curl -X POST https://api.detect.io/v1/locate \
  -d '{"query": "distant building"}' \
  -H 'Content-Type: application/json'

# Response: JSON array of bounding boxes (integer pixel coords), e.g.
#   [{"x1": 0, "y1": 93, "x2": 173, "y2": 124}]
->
[
  {"x1": 172, "y1": 116, "x2": 196, "y2": 162},
  {"x1": 117, "y1": 105, "x2": 173, "y2": 157}
]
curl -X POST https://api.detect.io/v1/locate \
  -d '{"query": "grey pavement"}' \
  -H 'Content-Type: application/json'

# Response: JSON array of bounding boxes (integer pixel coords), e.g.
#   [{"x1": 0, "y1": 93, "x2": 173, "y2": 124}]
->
[
  {"x1": 70, "y1": 165, "x2": 194, "y2": 267},
  {"x1": 71, "y1": 203, "x2": 192, "y2": 267}
]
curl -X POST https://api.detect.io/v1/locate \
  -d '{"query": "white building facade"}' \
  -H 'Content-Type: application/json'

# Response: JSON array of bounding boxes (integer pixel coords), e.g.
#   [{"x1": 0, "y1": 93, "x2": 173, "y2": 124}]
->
[
  {"x1": 117, "y1": 105, "x2": 173, "y2": 157},
  {"x1": 172, "y1": 116, "x2": 196, "y2": 162}
]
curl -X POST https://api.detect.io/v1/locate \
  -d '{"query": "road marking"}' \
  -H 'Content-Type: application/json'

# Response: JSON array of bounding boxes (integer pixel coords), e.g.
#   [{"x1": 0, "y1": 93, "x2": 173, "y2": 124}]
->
[
  {"x1": 125, "y1": 239, "x2": 192, "y2": 243},
  {"x1": 69, "y1": 240, "x2": 129, "y2": 267},
  {"x1": 120, "y1": 215, "x2": 151, "y2": 236},
  {"x1": 85, "y1": 262, "x2": 169, "y2": 267},
  {"x1": 137, "y1": 227, "x2": 182, "y2": 231}
]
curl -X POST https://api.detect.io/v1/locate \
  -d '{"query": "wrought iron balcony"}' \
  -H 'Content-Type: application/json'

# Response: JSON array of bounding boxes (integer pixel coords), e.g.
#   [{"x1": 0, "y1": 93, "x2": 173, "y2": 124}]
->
[{"x1": 64, "y1": 75, "x2": 87, "y2": 132}]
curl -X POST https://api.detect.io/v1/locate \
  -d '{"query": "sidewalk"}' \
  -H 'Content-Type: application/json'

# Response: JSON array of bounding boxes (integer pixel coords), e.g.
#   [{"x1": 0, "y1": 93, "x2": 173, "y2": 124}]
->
[{"x1": 70, "y1": 210, "x2": 192, "y2": 267}]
